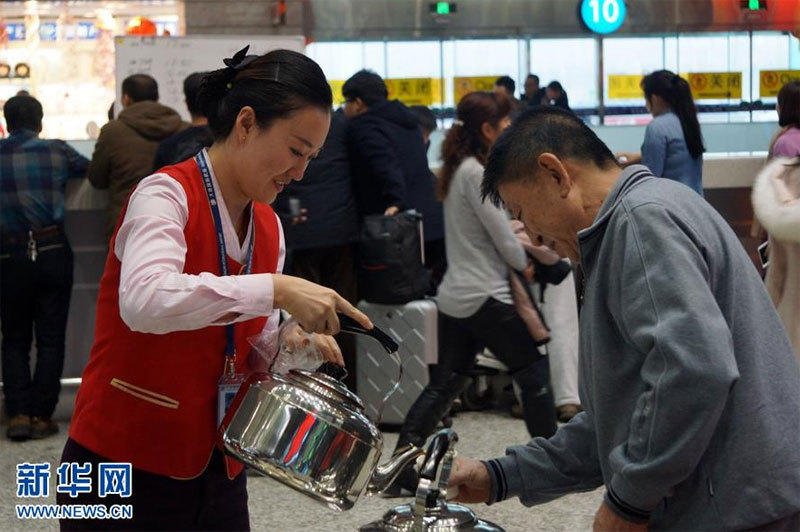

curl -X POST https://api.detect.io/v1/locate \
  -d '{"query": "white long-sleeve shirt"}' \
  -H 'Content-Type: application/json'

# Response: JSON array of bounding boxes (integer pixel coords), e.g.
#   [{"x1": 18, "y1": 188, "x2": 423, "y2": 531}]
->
[
  {"x1": 114, "y1": 149, "x2": 285, "y2": 337},
  {"x1": 435, "y1": 156, "x2": 527, "y2": 318}
]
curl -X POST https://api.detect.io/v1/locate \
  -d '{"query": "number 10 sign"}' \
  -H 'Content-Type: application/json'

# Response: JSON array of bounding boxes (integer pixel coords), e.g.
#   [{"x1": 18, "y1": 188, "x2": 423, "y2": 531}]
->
[{"x1": 581, "y1": 0, "x2": 626, "y2": 34}]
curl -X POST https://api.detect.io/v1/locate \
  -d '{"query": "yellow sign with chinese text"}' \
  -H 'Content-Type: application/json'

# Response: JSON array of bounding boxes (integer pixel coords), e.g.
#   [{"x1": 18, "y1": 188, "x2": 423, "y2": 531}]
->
[
  {"x1": 607, "y1": 74, "x2": 644, "y2": 99},
  {"x1": 609, "y1": 72, "x2": 742, "y2": 100},
  {"x1": 453, "y1": 76, "x2": 500, "y2": 104},
  {"x1": 685, "y1": 72, "x2": 742, "y2": 100},
  {"x1": 760, "y1": 70, "x2": 800, "y2": 98},
  {"x1": 328, "y1": 80, "x2": 346, "y2": 106},
  {"x1": 385, "y1": 78, "x2": 441, "y2": 106},
  {"x1": 330, "y1": 78, "x2": 441, "y2": 107}
]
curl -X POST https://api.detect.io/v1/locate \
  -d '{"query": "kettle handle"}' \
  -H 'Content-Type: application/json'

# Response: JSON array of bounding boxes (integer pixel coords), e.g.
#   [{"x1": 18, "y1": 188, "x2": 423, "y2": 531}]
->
[
  {"x1": 337, "y1": 313, "x2": 399, "y2": 353},
  {"x1": 419, "y1": 428, "x2": 459, "y2": 481}
]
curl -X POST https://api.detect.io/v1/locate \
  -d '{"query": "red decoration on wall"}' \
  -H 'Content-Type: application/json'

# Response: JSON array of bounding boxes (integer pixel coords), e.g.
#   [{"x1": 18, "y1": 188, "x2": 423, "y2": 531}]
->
[
  {"x1": 126, "y1": 16, "x2": 157, "y2": 36},
  {"x1": 0, "y1": 17, "x2": 9, "y2": 47}
]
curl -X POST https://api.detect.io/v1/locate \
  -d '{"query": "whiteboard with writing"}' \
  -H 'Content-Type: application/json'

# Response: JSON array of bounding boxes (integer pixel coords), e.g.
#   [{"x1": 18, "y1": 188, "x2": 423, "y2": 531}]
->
[{"x1": 114, "y1": 35, "x2": 305, "y2": 120}]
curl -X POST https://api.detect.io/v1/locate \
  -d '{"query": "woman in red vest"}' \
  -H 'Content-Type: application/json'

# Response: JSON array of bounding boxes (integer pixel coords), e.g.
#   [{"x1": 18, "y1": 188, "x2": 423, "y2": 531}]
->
[{"x1": 58, "y1": 47, "x2": 372, "y2": 530}]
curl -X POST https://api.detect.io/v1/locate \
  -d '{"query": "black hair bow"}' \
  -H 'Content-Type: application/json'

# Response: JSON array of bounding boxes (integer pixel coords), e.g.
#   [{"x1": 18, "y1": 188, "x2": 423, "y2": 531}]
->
[{"x1": 223, "y1": 45, "x2": 258, "y2": 71}]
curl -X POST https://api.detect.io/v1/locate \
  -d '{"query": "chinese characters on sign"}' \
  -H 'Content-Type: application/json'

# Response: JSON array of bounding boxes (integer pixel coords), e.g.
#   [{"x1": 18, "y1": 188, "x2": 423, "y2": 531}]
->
[
  {"x1": 685, "y1": 72, "x2": 742, "y2": 100},
  {"x1": 607, "y1": 74, "x2": 644, "y2": 99},
  {"x1": 16, "y1": 463, "x2": 50, "y2": 498},
  {"x1": 385, "y1": 78, "x2": 442, "y2": 106},
  {"x1": 453, "y1": 76, "x2": 500, "y2": 104},
  {"x1": 760, "y1": 70, "x2": 800, "y2": 98},
  {"x1": 607, "y1": 72, "x2": 742, "y2": 100},
  {"x1": 329, "y1": 78, "x2": 442, "y2": 107},
  {"x1": 16, "y1": 462, "x2": 132, "y2": 499}
]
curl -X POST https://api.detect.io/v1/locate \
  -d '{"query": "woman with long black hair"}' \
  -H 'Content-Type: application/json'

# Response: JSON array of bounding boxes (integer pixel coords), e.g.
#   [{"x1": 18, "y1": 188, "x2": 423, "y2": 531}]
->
[{"x1": 618, "y1": 70, "x2": 705, "y2": 194}]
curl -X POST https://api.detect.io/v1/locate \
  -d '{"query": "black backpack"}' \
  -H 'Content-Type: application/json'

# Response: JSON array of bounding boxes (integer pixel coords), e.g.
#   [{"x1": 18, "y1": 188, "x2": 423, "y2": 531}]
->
[{"x1": 357, "y1": 211, "x2": 431, "y2": 304}]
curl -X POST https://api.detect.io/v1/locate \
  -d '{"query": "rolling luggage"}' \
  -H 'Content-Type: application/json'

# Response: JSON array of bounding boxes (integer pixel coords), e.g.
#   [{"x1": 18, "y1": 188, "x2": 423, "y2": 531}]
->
[{"x1": 355, "y1": 299, "x2": 438, "y2": 425}]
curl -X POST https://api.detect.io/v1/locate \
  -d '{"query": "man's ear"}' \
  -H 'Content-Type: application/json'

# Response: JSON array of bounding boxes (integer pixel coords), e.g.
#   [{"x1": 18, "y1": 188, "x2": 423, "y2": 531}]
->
[
  {"x1": 537, "y1": 152, "x2": 573, "y2": 199},
  {"x1": 480, "y1": 121, "x2": 494, "y2": 142},
  {"x1": 355, "y1": 97, "x2": 368, "y2": 115}
]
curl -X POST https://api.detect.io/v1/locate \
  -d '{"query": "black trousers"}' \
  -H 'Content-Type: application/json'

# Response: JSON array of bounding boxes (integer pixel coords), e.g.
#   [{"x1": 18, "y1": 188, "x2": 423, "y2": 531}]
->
[
  {"x1": 0, "y1": 234, "x2": 73, "y2": 419},
  {"x1": 397, "y1": 298, "x2": 557, "y2": 449},
  {"x1": 59, "y1": 438, "x2": 249, "y2": 531},
  {"x1": 286, "y1": 243, "x2": 358, "y2": 391}
]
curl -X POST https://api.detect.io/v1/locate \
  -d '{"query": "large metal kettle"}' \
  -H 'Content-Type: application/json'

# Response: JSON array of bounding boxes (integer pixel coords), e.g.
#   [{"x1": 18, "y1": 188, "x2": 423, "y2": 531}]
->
[
  {"x1": 219, "y1": 314, "x2": 424, "y2": 511},
  {"x1": 360, "y1": 429, "x2": 505, "y2": 532}
]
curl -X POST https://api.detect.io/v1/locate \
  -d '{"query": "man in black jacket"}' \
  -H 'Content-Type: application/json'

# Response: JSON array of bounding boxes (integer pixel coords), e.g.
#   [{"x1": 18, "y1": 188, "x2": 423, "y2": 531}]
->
[
  {"x1": 342, "y1": 70, "x2": 444, "y2": 255},
  {"x1": 272, "y1": 109, "x2": 360, "y2": 389},
  {"x1": 152, "y1": 72, "x2": 214, "y2": 170}
]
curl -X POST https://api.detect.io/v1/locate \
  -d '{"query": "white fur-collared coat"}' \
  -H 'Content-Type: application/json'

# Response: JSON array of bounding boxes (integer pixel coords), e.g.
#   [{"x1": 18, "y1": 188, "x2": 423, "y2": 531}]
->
[{"x1": 752, "y1": 157, "x2": 800, "y2": 360}]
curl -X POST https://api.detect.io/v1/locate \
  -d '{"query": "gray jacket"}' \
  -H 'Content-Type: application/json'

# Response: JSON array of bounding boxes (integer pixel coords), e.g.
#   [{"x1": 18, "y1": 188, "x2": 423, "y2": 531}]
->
[{"x1": 485, "y1": 166, "x2": 800, "y2": 530}]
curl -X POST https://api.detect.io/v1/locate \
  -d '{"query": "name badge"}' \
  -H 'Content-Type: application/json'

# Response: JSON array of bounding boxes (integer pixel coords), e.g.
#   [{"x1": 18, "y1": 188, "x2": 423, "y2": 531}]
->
[{"x1": 217, "y1": 372, "x2": 246, "y2": 427}]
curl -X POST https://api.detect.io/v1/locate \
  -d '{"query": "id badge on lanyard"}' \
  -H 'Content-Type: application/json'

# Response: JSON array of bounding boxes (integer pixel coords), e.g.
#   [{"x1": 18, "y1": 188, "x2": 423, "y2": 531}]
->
[
  {"x1": 217, "y1": 356, "x2": 246, "y2": 427},
  {"x1": 194, "y1": 152, "x2": 255, "y2": 426}
]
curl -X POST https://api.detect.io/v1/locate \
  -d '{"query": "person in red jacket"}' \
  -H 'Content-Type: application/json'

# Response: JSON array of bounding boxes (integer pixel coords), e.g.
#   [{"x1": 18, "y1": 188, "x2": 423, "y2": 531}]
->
[{"x1": 58, "y1": 47, "x2": 372, "y2": 531}]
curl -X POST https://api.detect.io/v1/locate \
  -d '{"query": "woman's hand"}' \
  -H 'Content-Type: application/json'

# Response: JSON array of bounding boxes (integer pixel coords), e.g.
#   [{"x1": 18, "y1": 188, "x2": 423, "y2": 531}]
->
[
  {"x1": 281, "y1": 322, "x2": 344, "y2": 366},
  {"x1": 447, "y1": 456, "x2": 492, "y2": 504},
  {"x1": 272, "y1": 274, "x2": 372, "y2": 335}
]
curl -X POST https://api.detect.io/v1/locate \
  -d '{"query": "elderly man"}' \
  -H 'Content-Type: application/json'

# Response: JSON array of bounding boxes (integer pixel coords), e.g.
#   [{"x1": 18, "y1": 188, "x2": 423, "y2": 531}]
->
[{"x1": 448, "y1": 107, "x2": 800, "y2": 531}]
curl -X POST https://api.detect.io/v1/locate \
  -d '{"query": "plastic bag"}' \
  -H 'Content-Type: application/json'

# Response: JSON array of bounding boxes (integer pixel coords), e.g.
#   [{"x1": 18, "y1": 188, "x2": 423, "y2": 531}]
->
[{"x1": 247, "y1": 317, "x2": 324, "y2": 375}]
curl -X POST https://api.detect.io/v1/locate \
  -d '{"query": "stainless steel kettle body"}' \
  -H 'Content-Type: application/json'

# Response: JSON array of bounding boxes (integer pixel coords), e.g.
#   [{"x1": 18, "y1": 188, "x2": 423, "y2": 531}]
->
[{"x1": 219, "y1": 315, "x2": 421, "y2": 511}]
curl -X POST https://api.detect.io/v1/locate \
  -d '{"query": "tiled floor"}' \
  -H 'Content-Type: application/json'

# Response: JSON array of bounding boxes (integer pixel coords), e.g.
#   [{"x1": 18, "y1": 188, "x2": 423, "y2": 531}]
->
[{"x1": 0, "y1": 411, "x2": 603, "y2": 531}]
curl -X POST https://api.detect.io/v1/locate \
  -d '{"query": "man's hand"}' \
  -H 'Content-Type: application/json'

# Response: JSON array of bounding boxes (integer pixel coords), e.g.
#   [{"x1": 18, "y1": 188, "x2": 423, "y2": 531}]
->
[
  {"x1": 446, "y1": 456, "x2": 492, "y2": 504},
  {"x1": 593, "y1": 501, "x2": 648, "y2": 532},
  {"x1": 384, "y1": 205, "x2": 400, "y2": 216}
]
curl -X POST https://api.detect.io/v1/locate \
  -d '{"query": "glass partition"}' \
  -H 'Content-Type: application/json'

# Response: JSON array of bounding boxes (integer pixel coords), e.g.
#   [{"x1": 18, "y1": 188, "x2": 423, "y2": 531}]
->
[
  {"x1": 307, "y1": 31, "x2": 791, "y2": 126},
  {"x1": 530, "y1": 38, "x2": 599, "y2": 110}
]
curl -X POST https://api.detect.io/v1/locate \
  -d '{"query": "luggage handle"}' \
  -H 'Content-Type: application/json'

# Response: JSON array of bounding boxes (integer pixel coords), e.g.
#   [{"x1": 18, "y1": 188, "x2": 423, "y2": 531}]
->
[{"x1": 337, "y1": 313, "x2": 400, "y2": 354}]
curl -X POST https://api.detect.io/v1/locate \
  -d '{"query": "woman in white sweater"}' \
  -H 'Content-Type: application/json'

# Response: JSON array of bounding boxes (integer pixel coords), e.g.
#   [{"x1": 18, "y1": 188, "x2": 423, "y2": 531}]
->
[{"x1": 388, "y1": 92, "x2": 557, "y2": 493}]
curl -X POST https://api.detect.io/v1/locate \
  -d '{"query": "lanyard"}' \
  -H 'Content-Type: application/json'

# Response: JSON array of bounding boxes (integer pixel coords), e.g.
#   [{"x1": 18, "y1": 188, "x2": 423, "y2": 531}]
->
[{"x1": 195, "y1": 151, "x2": 255, "y2": 375}]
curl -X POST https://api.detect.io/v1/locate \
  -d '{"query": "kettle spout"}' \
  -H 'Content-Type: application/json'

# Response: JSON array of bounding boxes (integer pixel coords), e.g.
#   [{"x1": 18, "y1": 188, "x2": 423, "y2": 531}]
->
[{"x1": 366, "y1": 445, "x2": 425, "y2": 495}]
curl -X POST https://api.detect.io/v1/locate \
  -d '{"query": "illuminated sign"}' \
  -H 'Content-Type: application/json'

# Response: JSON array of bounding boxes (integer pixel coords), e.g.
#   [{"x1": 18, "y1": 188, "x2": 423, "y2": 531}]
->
[{"x1": 580, "y1": 0, "x2": 626, "y2": 34}]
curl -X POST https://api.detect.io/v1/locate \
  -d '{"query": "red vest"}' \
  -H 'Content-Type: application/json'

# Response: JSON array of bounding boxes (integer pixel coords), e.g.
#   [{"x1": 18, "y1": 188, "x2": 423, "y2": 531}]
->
[{"x1": 70, "y1": 157, "x2": 281, "y2": 480}]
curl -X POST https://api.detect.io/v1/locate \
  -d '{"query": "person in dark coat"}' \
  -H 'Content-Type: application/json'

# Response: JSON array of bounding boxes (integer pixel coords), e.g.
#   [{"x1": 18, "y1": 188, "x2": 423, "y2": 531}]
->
[
  {"x1": 544, "y1": 81, "x2": 570, "y2": 111},
  {"x1": 521, "y1": 74, "x2": 547, "y2": 107},
  {"x1": 153, "y1": 72, "x2": 214, "y2": 170},
  {"x1": 342, "y1": 71, "x2": 444, "y2": 236},
  {"x1": 493, "y1": 76, "x2": 524, "y2": 118},
  {"x1": 87, "y1": 74, "x2": 187, "y2": 239},
  {"x1": 272, "y1": 109, "x2": 360, "y2": 390},
  {"x1": 342, "y1": 70, "x2": 445, "y2": 281},
  {"x1": 409, "y1": 104, "x2": 447, "y2": 290}
]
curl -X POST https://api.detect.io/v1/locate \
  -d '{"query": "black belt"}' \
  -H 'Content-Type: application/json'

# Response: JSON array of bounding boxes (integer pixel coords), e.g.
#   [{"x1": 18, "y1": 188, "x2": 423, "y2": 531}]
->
[{"x1": 1, "y1": 225, "x2": 63, "y2": 247}]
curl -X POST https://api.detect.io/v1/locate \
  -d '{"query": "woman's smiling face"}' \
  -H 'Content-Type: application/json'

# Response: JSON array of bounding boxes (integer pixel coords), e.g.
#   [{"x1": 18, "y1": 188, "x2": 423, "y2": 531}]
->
[{"x1": 233, "y1": 106, "x2": 331, "y2": 204}]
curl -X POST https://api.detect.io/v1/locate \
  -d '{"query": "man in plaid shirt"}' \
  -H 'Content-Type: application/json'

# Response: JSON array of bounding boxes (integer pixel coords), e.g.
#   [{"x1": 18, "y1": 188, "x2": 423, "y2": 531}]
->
[{"x1": 0, "y1": 95, "x2": 88, "y2": 441}]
